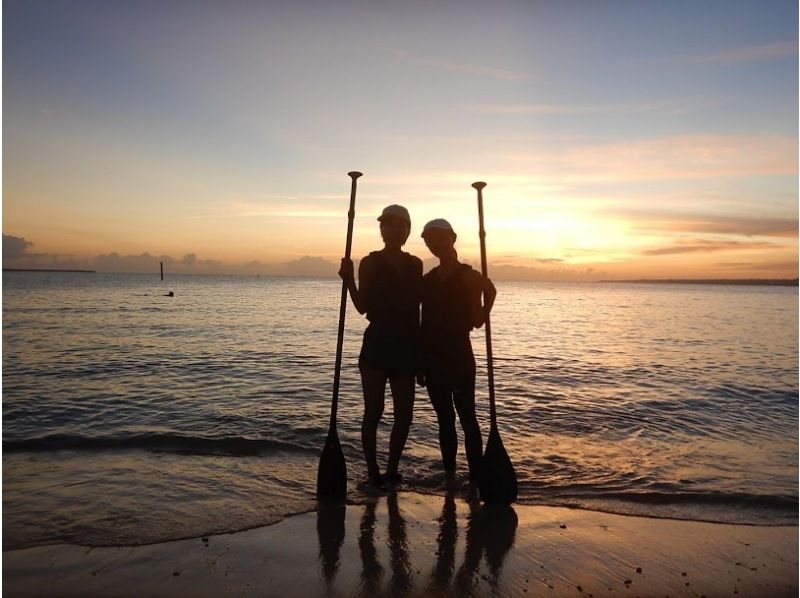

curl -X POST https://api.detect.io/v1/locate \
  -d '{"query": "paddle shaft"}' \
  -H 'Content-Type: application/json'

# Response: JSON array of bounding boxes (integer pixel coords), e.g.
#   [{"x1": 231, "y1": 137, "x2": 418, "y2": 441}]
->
[
  {"x1": 330, "y1": 171, "x2": 362, "y2": 431},
  {"x1": 474, "y1": 182, "x2": 497, "y2": 429}
]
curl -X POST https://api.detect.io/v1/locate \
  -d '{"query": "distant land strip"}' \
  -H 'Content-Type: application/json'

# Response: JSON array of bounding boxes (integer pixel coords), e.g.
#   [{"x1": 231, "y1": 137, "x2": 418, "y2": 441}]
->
[
  {"x1": 3, "y1": 268, "x2": 96, "y2": 273},
  {"x1": 599, "y1": 278, "x2": 798, "y2": 286}
]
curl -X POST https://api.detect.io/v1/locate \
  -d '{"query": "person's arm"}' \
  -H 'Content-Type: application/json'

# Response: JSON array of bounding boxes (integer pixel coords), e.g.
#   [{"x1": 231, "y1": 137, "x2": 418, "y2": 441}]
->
[
  {"x1": 465, "y1": 267, "x2": 496, "y2": 329},
  {"x1": 338, "y1": 256, "x2": 371, "y2": 315}
]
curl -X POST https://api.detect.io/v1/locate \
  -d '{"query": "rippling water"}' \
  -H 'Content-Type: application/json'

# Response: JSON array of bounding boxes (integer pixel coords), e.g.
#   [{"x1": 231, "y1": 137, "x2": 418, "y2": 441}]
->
[{"x1": 3, "y1": 272, "x2": 797, "y2": 549}]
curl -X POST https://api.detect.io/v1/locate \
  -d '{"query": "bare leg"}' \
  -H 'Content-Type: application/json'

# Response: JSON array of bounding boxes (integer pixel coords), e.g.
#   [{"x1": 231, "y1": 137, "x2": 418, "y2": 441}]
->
[
  {"x1": 360, "y1": 365, "x2": 387, "y2": 479},
  {"x1": 428, "y1": 380, "x2": 457, "y2": 475},
  {"x1": 385, "y1": 375, "x2": 415, "y2": 478},
  {"x1": 453, "y1": 379, "x2": 482, "y2": 485}
]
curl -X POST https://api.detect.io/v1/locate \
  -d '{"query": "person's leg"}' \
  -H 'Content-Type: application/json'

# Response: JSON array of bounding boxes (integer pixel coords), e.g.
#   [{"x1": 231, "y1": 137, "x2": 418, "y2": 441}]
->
[
  {"x1": 453, "y1": 376, "x2": 483, "y2": 486},
  {"x1": 385, "y1": 374, "x2": 415, "y2": 480},
  {"x1": 427, "y1": 379, "x2": 457, "y2": 475},
  {"x1": 360, "y1": 365, "x2": 388, "y2": 481}
]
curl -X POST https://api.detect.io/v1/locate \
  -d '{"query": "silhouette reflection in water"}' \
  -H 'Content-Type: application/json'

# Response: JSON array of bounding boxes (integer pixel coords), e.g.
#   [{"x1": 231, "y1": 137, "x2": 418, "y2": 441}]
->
[
  {"x1": 454, "y1": 499, "x2": 519, "y2": 593},
  {"x1": 316, "y1": 500, "x2": 346, "y2": 588},
  {"x1": 358, "y1": 501, "x2": 383, "y2": 595},
  {"x1": 455, "y1": 498, "x2": 483, "y2": 593},
  {"x1": 480, "y1": 503, "x2": 518, "y2": 588},
  {"x1": 387, "y1": 491, "x2": 413, "y2": 593},
  {"x1": 429, "y1": 490, "x2": 458, "y2": 592},
  {"x1": 346, "y1": 493, "x2": 517, "y2": 595}
]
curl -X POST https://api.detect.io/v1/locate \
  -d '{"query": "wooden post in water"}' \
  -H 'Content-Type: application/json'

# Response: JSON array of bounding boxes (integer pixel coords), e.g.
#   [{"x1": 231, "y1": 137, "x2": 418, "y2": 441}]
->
[{"x1": 160, "y1": 262, "x2": 164, "y2": 281}]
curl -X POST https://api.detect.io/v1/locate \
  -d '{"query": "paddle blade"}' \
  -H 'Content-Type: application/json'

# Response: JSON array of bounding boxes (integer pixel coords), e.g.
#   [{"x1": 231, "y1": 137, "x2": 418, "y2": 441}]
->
[
  {"x1": 479, "y1": 427, "x2": 518, "y2": 505},
  {"x1": 317, "y1": 430, "x2": 347, "y2": 498}
]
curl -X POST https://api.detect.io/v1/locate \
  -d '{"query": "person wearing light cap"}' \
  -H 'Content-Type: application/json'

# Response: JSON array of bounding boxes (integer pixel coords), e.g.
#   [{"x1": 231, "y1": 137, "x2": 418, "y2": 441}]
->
[
  {"x1": 418, "y1": 217, "x2": 496, "y2": 498},
  {"x1": 339, "y1": 204, "x2": 423, "y2": 490}
]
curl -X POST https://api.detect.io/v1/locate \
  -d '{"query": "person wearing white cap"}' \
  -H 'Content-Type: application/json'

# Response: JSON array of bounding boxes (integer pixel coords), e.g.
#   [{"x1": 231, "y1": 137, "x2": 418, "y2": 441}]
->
[
  {"x1": 339, "y1": 204, "x2": 423, "y2": 490},
  {"x1": 418, "y1": 218, "x2": 496, "y2": 497}
]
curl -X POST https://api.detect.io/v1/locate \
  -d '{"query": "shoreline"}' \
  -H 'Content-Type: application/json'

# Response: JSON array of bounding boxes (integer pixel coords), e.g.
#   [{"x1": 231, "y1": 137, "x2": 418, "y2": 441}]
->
[{"x1": 4, "y1": 490, "x2": 797, "y2": 597}]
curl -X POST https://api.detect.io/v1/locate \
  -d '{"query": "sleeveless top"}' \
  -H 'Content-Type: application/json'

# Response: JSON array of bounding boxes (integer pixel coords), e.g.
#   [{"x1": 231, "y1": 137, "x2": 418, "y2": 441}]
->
[
  {"x1": 358, "y1": 250, "x2": 422, "y2": 375},
  {"x1": 362, "y1": 250, "x2": 421, "y2": 333},
  {"x1": 420, "y1": 263, "x2": 476, "y2": 383}
]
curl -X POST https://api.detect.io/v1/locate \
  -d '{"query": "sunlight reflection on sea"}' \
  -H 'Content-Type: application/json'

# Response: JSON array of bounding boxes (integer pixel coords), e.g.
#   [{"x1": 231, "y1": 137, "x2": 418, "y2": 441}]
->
[{"x1": 3, "y1": 272, "x2": 797, "y2": 548}]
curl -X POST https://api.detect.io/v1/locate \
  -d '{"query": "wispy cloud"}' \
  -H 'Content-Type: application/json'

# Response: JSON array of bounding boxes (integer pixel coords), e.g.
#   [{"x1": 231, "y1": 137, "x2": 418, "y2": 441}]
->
[
  {"x1": 715, "y1": 260, "x2": 799, "y2": 272},
  {"x1": 616, "y1": 211, "x2": 798, "y2": 238},
  {"x1": 504, "y1": 134, "x2": 798, "y2": 182},
  {"x1": 686, "y1": 40, "x2": 798, "y2": 64},
  {"x1": 641, "y1": 239, "x2": 776, "y2": 256},
  {"x1": 467, "y1": 99, "x2": 724, "y2": 116},
  {"x1": 394, "y1": 50, "x2": 527, "y2": 81}
]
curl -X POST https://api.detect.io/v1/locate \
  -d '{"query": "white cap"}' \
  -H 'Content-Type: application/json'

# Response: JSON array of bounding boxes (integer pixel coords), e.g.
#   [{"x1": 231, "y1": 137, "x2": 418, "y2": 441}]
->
[
  {"x1": 421, "y1": 218, "x2": 454, "y2": 237},
  {"x1": 377, "y1": 204, "x2": 411, "y2": 226}
]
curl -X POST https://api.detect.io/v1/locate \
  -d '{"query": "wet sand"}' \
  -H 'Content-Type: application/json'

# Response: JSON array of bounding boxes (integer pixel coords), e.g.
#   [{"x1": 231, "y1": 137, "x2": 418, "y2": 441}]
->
[{"x1": 4, "y1": 491, "x2": 797, "y2": 597}]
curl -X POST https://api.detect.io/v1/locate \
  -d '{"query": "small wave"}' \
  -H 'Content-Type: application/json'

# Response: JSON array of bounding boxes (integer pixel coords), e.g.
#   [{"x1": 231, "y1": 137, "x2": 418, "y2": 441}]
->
[
  {"x1": 511, "y1": 487, "x2": 800, "y2": 525},
  {"x1": 3, "y1": 433, "x2": 318, "y2": 457},
  {"x1": 543, "y1": 489, "x2": 799, "y2": 511}
]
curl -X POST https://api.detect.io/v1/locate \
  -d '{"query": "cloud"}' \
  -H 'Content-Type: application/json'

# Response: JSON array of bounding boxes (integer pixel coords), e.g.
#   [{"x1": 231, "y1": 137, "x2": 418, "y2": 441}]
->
[
  {"x1": 641, "y1": 240, "x2": 776, "y2": 256},
  {"x1": 487, "y1": 263, "x2": 604, "y2": 282},
  {"x1": 616, "y1": 211, "x2": 798, "y2": 238},
  {"x1": 274, "y1": 256, "x2": 338, "y2": 277},
  {"x1": 714, "y1": 260, "x2": 799, "y2": 272},
  {"x1": 3, "y1": 235, "x2": 34, "y2": 258},
  {"x1": 504, "y1": 134, "x2": 798, "y2": 182},
  {"x1": 2, "y1": 234, "x2": 88, "y2": 269},
  {"x1": 1, "y1": 235, "x2": 338, "y2": 276},
  {"x1": 94, "y1": 252, "x2": 170, "y2": 273},
  {"x1": 686, "y1": 40, "x2": 798, "y2": 64},
  {"x1": 467, "y1": 99, "x2": 723, "y2": 116},
  {"x1": 182, "y1": 254, "x2": 197, "y2": 267},
  {"x1": 394, "y1": 50, "x2": 527, "y2": 81}
]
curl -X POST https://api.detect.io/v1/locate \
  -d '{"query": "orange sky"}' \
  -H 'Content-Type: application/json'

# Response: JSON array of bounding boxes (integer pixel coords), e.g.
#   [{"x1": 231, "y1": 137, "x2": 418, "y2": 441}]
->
[{"x1": 3, "y1": 2, "x2": 797, "y2": 280}]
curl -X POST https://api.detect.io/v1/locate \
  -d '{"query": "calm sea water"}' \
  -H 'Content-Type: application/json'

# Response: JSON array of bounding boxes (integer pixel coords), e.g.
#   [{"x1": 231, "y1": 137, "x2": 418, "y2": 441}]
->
[{"x1": 3, "y1": 272, "x2": 798, "y2": 549}]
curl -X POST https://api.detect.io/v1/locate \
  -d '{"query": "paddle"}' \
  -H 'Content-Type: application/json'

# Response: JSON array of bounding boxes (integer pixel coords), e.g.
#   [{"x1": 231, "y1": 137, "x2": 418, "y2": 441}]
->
[
  {"x1": 316, "y1": 170, "x2": 362, "y2": 498},
  {"x1": 473, "y1": 181, "x2": 518, "y2": 505}
]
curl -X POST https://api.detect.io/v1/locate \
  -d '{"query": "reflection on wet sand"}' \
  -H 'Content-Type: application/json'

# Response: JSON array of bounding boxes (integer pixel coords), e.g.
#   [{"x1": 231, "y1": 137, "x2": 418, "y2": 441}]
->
[
  {"x1": 321, "y1": 491, "x2": 518, "y2": 596},
  {"x1": 480, "y1": 503, "x2": 519, "y2": 588},
  {"x1": 455, "y1": 498, "x2": 484, "y2": 593},
  {"x1": 387, "y1": 491, "x2": 413, "y2": 593},
  {"x1": 429, "y1": 491, "x2": 458, "y2": 592},
  {"x1": 316, "y1": 500, "x2": 346, "y2": 588},
  {"x1": 359, "y1": 500, "x2": 383, "y2": 595}
]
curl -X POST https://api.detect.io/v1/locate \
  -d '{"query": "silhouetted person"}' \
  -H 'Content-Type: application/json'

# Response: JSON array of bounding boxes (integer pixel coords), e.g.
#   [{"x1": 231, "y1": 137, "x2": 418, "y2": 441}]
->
[
  {"x1": 316, "y1": 500, "x2": 346, "y2": 588},
  {"x1": 418, "y1": 219, "x2": 496, "y2": 498},
  {"x1": 340, "y1": 205, "x2": 422, "y2": 489}
]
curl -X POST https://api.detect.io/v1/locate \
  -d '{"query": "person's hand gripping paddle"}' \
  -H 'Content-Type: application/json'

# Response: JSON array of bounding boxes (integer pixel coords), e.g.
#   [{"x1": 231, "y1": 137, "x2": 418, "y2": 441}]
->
[
  {"x1": 473, "y1": 181, "x2": 518, "y2": 504},
  {"x1": 316, "y1": 171, "x2": 362, "y2": 499}
]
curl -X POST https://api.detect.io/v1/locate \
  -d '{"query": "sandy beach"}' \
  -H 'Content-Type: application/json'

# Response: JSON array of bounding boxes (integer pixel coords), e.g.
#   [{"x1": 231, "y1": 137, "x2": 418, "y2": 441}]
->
[{"x1": 3, "y1": 490, "x2": 796, "y2": 597}]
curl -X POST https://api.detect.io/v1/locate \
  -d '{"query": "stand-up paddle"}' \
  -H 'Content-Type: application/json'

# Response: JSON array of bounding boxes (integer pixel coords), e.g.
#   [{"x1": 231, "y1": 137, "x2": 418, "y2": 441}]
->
[
  {"x1": 317, "y1": 170, "x2": 362, "y2": 498},
  {"x1": 473, "y1": 181, "x2": 518, "y2": 505}
]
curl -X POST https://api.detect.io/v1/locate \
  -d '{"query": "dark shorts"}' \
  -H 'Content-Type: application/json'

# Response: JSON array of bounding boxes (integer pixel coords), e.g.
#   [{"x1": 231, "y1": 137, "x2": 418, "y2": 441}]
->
[
  {"x1": 359, "y1": 324, "x2": 419, "y2": 377},
  {"x1": 422, "y1": 339, "x2": 476, "y2": 390}
]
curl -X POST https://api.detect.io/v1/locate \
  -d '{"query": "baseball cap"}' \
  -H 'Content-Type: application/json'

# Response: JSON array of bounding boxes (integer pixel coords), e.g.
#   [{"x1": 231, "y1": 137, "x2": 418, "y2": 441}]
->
[
  {"x1": 377, "y1": 204, "x2": 411, "y2": 226},
  {"x1": 421, "y1": 218, "x2": 454, "y2": 237}
]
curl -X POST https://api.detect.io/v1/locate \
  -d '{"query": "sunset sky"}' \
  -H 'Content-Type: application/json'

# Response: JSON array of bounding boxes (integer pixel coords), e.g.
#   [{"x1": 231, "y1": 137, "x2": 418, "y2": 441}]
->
[{"x1": 3, "y1": 0, "x2": 798, "y2": 279}]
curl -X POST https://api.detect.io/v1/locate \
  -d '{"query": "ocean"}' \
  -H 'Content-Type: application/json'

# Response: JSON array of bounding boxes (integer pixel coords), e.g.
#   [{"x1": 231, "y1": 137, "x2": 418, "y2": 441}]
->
[{"x1": 3, "y1": 271, "x2": 797, "y2": 550}]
